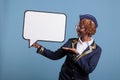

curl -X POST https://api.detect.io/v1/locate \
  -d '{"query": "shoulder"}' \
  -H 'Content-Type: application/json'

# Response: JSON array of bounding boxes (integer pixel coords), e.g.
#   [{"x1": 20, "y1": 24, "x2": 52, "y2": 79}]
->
[{"x1": 95, "y1": 43, "x2": 102, "y2": 53}]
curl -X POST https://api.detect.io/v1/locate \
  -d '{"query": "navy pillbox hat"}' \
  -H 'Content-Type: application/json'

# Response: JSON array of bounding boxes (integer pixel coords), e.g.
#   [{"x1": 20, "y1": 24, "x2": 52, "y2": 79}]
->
[{"x1": 80, "y1": 14, "x2": 98, "y2": 28}]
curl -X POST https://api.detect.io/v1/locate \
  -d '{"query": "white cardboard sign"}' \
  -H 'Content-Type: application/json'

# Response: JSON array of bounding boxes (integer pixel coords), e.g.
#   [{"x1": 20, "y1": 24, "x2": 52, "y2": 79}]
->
[{"x1": 23, "y1": 11, "x2": 66, "y2": 47}]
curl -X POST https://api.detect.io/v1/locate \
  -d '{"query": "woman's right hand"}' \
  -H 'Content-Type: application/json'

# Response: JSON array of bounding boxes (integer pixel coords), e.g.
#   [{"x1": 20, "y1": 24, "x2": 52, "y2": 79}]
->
[{"x1": 32, "y1": 42, "x2": 41, "y2": 48}]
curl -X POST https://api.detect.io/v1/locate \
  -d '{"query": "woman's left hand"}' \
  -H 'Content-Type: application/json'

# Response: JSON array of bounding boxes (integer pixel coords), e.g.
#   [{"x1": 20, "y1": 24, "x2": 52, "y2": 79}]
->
[{"x1": 62, "y1": 47, "x2": 78, "y2": 54}]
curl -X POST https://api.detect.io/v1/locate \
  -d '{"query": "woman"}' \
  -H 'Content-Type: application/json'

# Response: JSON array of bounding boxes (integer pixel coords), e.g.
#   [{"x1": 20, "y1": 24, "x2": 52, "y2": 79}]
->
[{"x1": 32, "y1": 14, "x2": 102, "y2": 80}]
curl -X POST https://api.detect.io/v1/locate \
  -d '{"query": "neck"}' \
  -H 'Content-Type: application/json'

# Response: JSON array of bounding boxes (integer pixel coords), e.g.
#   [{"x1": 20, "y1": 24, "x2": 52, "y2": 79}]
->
[{"x1": 80, "y1": 36, "x2": 92, "y2": 42}]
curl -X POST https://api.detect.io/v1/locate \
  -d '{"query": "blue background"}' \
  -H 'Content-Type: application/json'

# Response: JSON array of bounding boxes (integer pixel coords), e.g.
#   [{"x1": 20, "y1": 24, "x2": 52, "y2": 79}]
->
[{"x1": 0, "y1": 0, "x2": 120, "y2": 80}]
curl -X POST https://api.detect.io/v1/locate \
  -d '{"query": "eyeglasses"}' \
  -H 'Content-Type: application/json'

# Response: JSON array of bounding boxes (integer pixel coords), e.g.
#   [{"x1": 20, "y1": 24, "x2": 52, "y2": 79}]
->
[{"x1": 76, "y1": 24, "x2": 85, "y2": 30}]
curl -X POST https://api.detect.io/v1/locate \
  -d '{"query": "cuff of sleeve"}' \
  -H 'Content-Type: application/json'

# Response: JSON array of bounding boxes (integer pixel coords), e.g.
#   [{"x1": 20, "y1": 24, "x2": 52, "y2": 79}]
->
[{"x1": 37, "y1": 46, "x2": 44, "y2": 54}]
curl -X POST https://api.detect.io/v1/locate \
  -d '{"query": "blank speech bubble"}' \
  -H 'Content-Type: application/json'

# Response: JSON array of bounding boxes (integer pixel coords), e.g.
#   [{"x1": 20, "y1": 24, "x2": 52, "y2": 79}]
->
[{"x1": 23, "y1": 10, "x2": 67, "y2": 47}]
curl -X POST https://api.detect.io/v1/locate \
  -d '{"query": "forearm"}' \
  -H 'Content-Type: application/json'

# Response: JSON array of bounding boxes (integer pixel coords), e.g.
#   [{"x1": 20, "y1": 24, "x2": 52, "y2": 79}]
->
[{"x1": 37, "y1": 46, "x2": 66, "y2": 60}]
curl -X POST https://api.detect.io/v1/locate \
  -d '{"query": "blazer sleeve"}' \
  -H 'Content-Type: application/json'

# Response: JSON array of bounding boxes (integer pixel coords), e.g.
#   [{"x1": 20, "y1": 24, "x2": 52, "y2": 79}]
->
[
  {"x1": 36, "y1": 39, "x2": 71, "y2": 60},
  {"x1": 74, "y1": 46, "x2": 102, "y2": 74}
]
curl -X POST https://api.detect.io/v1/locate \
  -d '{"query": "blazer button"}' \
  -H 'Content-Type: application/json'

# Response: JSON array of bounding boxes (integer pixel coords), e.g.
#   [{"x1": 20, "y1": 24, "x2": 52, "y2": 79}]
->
[
  {"x1": 72, "y1": 69, "x2": 75, "y2": 72},
  {"x1": 72, "y1": 77, "x2": 74, "y2": 80},
  {"x1": 72, "y1": 54, "x2": 74, "y2": 56}
]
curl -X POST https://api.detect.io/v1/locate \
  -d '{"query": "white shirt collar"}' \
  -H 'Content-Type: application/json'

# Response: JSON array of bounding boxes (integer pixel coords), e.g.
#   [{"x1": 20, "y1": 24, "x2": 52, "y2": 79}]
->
[
  {"x1": 78, "y1": 37, "x2": 94, "y2": 46},
  {"x1": 76, "y1": 37, "x2": 94, "y2": 54}
]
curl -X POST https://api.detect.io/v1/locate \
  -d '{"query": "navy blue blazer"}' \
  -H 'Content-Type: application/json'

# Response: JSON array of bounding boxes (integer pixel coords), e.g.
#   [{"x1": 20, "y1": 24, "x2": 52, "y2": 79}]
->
[{"x1": 37, "y1": 38, "x2": 102, "y2": 80}]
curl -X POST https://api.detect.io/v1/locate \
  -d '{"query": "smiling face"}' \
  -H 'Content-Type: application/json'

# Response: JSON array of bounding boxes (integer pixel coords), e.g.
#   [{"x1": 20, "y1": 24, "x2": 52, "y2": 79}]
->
[{"x1": 76, "y1": 18, "x2": 96, "y2": 37}]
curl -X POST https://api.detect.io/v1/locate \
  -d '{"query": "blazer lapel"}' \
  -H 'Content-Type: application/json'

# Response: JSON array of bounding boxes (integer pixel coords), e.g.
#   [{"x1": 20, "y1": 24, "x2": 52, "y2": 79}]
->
[
  {"x1": 71, "y1": 38, "x2": 78, "y2": 49},
  {"x1": 73, "y1": 40, "x2": 96, "y2": 62}
]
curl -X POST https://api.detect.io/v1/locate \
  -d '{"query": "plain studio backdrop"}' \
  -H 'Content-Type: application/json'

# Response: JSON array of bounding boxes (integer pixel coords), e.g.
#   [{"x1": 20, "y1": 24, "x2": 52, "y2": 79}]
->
[{"x1": 0, "y1": 0, "x2": 120, "y2": 80}]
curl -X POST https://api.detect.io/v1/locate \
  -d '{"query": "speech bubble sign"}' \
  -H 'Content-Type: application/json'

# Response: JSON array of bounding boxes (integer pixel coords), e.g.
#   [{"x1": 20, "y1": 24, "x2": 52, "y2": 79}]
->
[{"x1": 23, "y1": 10, "x2": 67, "y2": 47}]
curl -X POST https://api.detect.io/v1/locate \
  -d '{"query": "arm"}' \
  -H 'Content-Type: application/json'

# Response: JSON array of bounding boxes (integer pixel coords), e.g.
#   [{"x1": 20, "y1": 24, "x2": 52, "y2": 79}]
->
[
  {"x1": 36, "y1": 46, "x2": 66, "y2": 60},
  {"x1": 32, "y1": 40, "x2": 71, "y2": 60}
]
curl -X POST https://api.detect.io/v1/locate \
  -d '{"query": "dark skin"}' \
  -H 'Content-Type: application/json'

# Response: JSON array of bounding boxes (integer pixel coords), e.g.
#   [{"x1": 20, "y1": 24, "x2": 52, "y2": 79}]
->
[{"x1": 32, "y1": 19, "x2": 92, "y2": 54}]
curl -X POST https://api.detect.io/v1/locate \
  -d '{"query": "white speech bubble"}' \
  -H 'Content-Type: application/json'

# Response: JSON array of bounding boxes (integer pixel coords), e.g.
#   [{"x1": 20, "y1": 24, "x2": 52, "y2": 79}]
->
[{"x1": 23, "y1": 10, "x2": 67, "y2": 47}]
